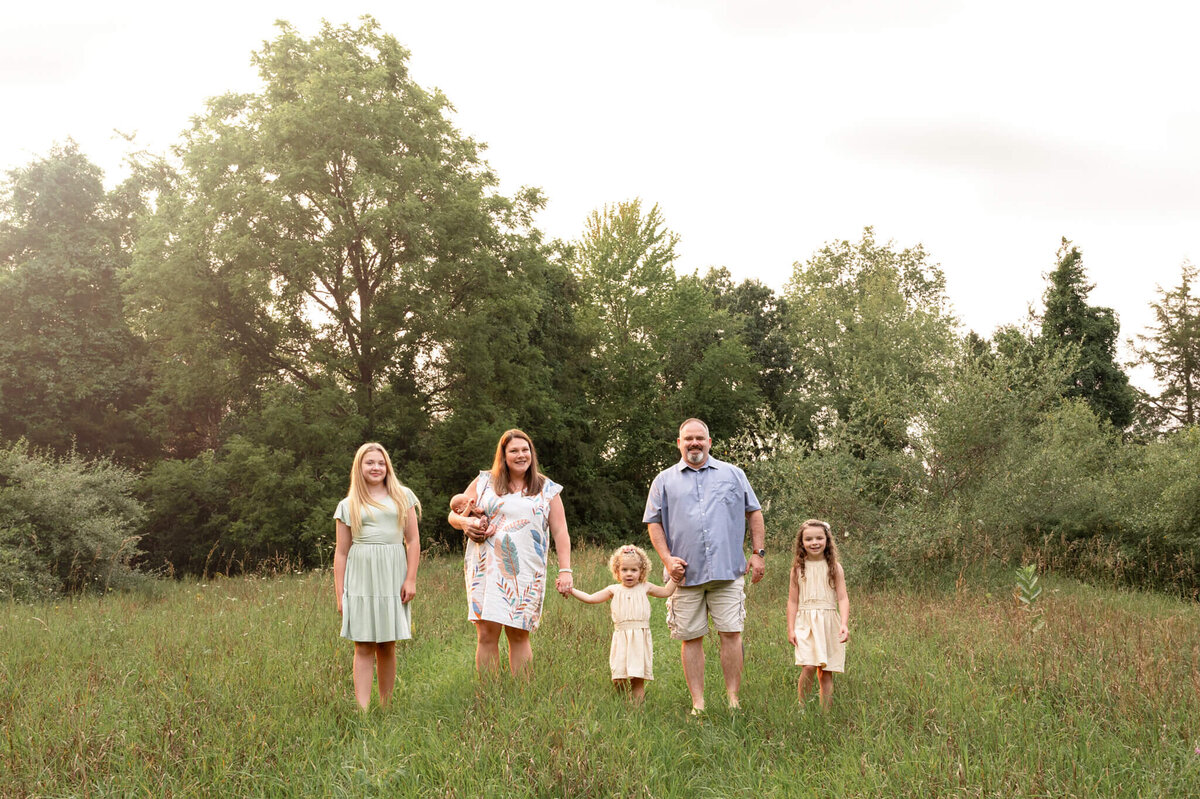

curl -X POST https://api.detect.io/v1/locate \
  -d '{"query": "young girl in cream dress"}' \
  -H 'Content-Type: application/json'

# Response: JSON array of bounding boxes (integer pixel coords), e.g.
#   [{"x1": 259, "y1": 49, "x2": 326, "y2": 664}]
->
[
  {"x1": 571, "y1": 545, "x2": 677, "y2": 702},
  {"x1": 786, "y1": 519, "x2": 850, "y2": 710}
]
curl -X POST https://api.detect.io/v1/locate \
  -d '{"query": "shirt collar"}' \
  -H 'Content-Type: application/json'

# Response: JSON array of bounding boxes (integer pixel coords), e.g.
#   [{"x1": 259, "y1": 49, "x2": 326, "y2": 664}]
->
[{"x1": 675, "y1": 457, "x2": 719, "y2": 472}]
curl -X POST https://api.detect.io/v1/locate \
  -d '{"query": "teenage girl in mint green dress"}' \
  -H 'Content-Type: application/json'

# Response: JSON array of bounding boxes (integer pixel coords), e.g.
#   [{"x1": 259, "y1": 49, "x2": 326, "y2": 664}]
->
[{"x1": 333, "y1": 442, "x2": 421, "y2": 710}]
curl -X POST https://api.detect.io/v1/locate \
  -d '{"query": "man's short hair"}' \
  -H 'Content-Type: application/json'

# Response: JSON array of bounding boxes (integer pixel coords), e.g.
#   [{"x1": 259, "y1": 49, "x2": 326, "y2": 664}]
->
[{"x1": 678, "y1": 418, "x2": 710, "y2": 438}]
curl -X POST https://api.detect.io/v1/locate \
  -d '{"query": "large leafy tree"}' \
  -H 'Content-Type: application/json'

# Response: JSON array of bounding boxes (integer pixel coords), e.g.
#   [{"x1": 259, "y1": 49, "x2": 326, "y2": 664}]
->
[
  {"x1": 1038, "y1": 239, "x2": 1135, "y2": 429},
  {"x1": 783, "y1": 228, "x2": 958, "y2": 450},
  {"x1": 0, "y1": 143, "x2": 150, "y2": 460},
  {"x1": 1130, "y1": 260, "x2": 1200, "y2": 429},
  {"x1": 570, "y1": 200, "x2": 762, "y2": 532},
  {"x1": 127, "y1": 18, "x2": 549, "y2": 452},
  {"x1": 702, "y1": 268, "x2": 795, "y2": 424}
]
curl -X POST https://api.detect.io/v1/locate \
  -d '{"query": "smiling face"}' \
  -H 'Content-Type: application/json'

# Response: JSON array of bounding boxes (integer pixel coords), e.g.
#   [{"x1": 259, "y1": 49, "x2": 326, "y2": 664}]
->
[
  {"x1": 676, "y1": 420, "x2": 711, "y2": 468},
  {"x1": 360, "y1": 449, "x2": 389, "y2": 488},
  {"x1": 801, "y1": 525, "x2": 828, "y2": 559},
  {"x1": 617, "y1": 555, "x2": 644, "y2": 587},
  {"x1": 504, "y1": 436, "x2": 532, "y2": 478}
]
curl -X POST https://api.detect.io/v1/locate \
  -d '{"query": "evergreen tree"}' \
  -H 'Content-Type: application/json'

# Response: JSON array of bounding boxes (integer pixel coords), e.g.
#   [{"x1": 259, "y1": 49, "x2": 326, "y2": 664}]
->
[
  {"x1": 1039, "y1": 239, "x2": 1135, "y2": 429},
  {"x1": 1131, "y1": 260, "x2": 1200, "y2": 429}
]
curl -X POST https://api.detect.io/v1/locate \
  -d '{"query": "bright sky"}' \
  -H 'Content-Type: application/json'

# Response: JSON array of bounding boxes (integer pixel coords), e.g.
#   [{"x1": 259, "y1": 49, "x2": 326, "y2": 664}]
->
[{"x1": 4, "y1": 1, "x2": 1197, "y2": 387}]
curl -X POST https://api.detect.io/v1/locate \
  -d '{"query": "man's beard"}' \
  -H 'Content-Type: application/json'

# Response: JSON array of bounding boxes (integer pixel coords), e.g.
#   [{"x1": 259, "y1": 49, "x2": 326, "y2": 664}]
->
[{"x1": 686, "y1": 449, "x2": 705, "y2": 465}]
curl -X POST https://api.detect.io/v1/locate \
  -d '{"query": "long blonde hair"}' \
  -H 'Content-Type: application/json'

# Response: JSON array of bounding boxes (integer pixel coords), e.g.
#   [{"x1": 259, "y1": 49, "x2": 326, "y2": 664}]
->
[
  {"x1": 792, "y1": 519, "x2": 840, "y2": 588},
  {"x1": 345, "y1": 442, "x2": 420, "y2": 537},
  {"x1": 489, "y1": 429, "x2": 546, "y2": 496}
]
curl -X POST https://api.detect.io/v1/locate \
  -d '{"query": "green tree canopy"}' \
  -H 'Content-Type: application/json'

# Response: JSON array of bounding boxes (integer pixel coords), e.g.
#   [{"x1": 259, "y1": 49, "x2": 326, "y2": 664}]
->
[
  {"x1": 0, "y1": 143, "x2": 150, "y2": 460},
  {"x1": 568, "y1": 200, "x2": 763, "y2": 533},
  {"x1": 783, "y1": 227, "x2": 958, "y2": 450},
  {"x1": 127, "y1": 18, "x2": 550, "y2": 451}
]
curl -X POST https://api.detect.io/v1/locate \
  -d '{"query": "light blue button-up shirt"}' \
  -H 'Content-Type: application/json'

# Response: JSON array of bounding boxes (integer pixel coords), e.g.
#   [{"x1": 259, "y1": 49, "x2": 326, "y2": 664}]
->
[{"x1": 643, "y1": 456, "x2": 761, "y2": 587}]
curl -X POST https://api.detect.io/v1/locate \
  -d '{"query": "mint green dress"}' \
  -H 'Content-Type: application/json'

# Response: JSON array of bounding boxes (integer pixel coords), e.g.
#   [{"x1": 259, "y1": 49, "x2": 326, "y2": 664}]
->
[{"x1": 335, "y1": 488, "x2": 417, "y2": 643}]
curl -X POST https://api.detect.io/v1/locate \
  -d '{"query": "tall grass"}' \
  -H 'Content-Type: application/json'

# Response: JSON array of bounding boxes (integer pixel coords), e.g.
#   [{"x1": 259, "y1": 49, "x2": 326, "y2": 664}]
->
[{"x1": 3, "y1": 550, "x2": 1198, "y2": 797}]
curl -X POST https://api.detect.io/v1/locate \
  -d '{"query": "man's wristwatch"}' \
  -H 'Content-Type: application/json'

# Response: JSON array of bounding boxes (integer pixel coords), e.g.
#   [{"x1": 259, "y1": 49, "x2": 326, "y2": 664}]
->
[{"x1": 753, "y1": 548, "x2": 766, "y2": 558}]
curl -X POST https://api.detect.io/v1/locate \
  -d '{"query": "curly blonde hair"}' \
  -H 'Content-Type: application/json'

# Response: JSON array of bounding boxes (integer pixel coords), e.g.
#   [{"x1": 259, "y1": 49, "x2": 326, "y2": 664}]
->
[{"x1": 608, "y1": 544, "x2": 651, "y2": 583}]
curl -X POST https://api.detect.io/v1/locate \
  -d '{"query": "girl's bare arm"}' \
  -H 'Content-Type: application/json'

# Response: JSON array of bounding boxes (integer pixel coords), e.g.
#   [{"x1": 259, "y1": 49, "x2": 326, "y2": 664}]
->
[
  {"x1": 334, "y1": 521, "x2": 352, "y2": 613},
  {"x1": 646, "y1": 579, "x2": 677, "y2": 598},
  {"x1": 786, "y1": 564, "x2": 800, "y2": 645},
  {"x1": 835, "y1": 562, "x2": 850, "y2": 642},
  {"x1": 570, "y1": 586, "x2": 613, "y2": 604}
]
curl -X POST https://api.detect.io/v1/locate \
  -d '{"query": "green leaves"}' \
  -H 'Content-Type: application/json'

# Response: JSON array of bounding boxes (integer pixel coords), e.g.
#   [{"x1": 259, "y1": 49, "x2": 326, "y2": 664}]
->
[
  {"x1": 0, "y1": 441, "x2": 146, "y2": 600},
  {"x1": 1014, "y1": 563, "x2": 1045, "y2": 634}
]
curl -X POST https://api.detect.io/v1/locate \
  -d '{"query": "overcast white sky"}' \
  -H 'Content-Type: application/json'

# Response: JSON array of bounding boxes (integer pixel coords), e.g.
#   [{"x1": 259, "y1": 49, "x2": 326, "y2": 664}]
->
[{"x1": 3, "y1": 1, "x2": 1197, "y2": 387}]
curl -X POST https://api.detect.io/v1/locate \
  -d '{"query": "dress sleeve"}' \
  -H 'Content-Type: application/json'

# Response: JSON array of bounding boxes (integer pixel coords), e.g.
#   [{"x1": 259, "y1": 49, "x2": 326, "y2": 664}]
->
[
  {"x1": 542, "y1": 477, "x2": 563, "y2": 502},
  {"x1": 333, "y1": 498, "x2": 352, "y2": 526},
  {"x1": 402, "y1": 486, "x2": 420, "y2": 517}
]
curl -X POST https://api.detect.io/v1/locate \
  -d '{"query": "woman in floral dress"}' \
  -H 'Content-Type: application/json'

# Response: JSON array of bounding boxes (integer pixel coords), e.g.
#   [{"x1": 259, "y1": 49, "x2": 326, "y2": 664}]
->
[{"x1": 448, "y1": 429, "x2": 573, "y2": 675}]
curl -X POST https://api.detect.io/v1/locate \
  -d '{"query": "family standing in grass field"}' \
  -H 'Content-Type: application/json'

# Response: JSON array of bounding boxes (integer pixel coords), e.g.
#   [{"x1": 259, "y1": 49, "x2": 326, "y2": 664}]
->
[{"x1": 332, "y1": 419, "x2": 851, "y2": 712}]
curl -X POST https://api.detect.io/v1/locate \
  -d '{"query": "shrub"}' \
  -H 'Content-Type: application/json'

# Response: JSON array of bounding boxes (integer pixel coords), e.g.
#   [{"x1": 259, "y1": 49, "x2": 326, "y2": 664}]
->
[{"x1": 0, "y1": 440, "x2": 146, "y2": 600}]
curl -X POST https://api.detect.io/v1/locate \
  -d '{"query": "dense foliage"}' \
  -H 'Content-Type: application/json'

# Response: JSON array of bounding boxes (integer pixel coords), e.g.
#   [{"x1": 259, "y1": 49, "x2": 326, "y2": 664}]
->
[
  {"x1": 1, "y1": 18, "x2": 1197, "y2": 598},
  {"x1": 0, "y1": 441, "x2": 145, "y2": 599}
]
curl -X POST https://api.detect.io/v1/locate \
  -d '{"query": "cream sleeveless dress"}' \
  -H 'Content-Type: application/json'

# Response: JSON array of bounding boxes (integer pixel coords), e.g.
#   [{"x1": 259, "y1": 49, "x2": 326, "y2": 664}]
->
[
  {"x1": 609, "y1": 582, "x2": 654, "y2": 681},
  {"x1": 793, "y1": 559, "x2": 845, "y2": 672}
]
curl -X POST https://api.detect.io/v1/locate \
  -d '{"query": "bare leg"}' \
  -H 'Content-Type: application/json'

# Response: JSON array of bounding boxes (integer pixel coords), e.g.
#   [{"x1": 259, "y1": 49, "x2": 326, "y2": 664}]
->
[
  {"x1": 681, "y1": 637, "x2": 705, "y2": 711},
  {"x1": 375, "y1": 641, "x2": 397, "y2": 706},
  {"x1": 505, "y1": 626, "x2": 532, "y2": 676},
  {"x1": 718, "y1": 631, "x2": 743, "y2": 708},
  {"x1": 352, "y1": 642, "x2": 376, "y2": 710},
  {"x1": 475, "y1": 621, "x2": 502, "y2": 674},
  {"x1": 798, "y1": 665, "x2": 819, "y2": 705},
  {"x1": 630, "y1": 678, "x2": 646, "y2": 703},
  {"x1": 818, "y1": 668, "x2": 834, "y2": 711}
]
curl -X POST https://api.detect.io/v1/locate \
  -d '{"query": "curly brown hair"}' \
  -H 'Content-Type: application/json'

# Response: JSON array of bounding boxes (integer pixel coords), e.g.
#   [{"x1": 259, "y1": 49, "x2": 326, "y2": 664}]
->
[{"x1": 791, "y1": 519, "x2": 839, "y2": 588}]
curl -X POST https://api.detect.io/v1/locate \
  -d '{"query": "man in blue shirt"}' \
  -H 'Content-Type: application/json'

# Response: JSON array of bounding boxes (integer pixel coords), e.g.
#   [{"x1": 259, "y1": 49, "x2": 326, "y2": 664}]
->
[{"x1": 644, "y1": 418, "x2": 766, "y2": 712}]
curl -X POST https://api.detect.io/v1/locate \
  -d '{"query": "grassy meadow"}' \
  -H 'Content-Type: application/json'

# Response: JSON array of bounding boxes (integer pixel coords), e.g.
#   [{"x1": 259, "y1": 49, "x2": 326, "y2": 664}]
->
[{"x1": 3, "y1": 548, "x2": 1198, "y2": 798}]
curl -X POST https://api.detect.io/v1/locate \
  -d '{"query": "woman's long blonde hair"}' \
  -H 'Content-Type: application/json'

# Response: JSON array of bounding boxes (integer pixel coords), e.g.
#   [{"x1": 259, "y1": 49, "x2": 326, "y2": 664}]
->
[
  {"x1": 490, "y1": 429, "x2": 546, "y2": 497},
  {"x1": 345, "y1": 442, "x2": 420, "y2": 537}
]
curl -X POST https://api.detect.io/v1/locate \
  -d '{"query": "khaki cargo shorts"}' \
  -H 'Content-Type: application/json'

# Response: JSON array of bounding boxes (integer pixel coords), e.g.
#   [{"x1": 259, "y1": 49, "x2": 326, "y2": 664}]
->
[{"x1": 666, "y1": 576, "x2": 746, "y2": 641}]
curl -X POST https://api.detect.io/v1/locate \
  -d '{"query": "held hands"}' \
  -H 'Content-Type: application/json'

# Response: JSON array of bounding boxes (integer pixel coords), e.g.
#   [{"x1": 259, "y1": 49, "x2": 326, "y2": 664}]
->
[
  {"x1": 665, "y1": 556, "x2": 687, "y2": 583},
  {"x1": 555, "y1": 570, "x2": 574, "y2": 596}
]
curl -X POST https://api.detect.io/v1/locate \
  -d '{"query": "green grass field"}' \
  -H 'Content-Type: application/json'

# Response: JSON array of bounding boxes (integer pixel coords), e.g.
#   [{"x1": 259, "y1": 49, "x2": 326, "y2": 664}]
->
[{"x1": 3, "y1": 549, "x2": 1198, "y2": 797}]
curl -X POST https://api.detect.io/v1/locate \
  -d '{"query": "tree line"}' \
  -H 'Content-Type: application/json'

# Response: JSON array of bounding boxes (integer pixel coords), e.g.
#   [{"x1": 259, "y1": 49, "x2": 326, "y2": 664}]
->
[{"x1": 2, "y1": 19, "x2": 1197, "y2": 599}]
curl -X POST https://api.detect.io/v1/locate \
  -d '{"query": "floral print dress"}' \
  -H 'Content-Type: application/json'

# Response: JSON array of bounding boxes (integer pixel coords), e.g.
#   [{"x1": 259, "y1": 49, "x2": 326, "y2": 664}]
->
[{"x1": 464, "y1": 471, "x2": 561, "y2": 631}]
